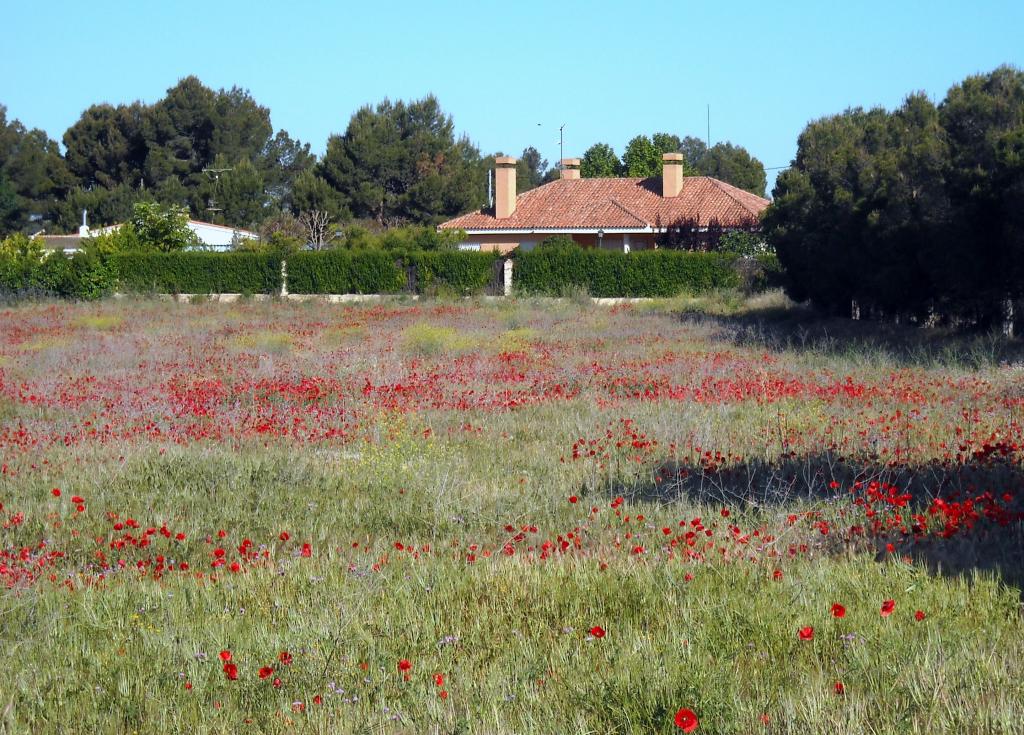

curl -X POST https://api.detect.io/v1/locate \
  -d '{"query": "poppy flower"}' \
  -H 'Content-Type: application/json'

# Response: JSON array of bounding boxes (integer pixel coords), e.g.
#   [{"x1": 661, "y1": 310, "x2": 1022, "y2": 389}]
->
[
  {"x1": 772, "y1": 569, "x2": 783, "y2": 581},
  {"x1": 72, "y1": 496, "x2": 84, "y2": 504},
  {"x1": 279, "y1": 651, "x2": 293, "y2": 665},
  {"x1": 433, "y1": 673, "x2": 444, "y2": 687},
  {"x1": 568, "y1": 496, "x2": 578, "y2": 504},
  {"x1": 831, "y1": 603, "x2": 846, "y2": 618},
  {"x1": 834, "y1": 681, "x2": 845, "y2": 695},
  {"x1": 880, "y1": 599, "x2": 896, "y2": 617},
  {"x1": 258, "y1": 666, "x2": 274, "y2": 679},
  {"x1": 51, "y1": 488, "x2": 61, "y2": 497},
  {"x1": 798, "y1": 626, "x2": 814, "y2": 641},
  {"x1": 590, "y1": 626, "x2": 606, "y2": 638},
  {"x1": 279, "y1": 531, "x2": 290, "y2": 541},
  {"x1": 674, "y1": 707, "x2": 699, "y2": 732},
  {"x1": 273, "y1": 677, "x2": 282, "y2": 688},
  {"x1": 219, "y1": 650, "x2": 232, "y2": 662},
  {"x1": 223, "y1": 663, "x2": 238, "y2": 680},
  {"x1": 398, "y1": 658, "x2": 412, "y2": 672},
  {"x1": 439, "y1": 690, "x2": 449, "y2": 700},
  {"x1": 914, "y1": 610, "x2": 926, "y2": 621}
]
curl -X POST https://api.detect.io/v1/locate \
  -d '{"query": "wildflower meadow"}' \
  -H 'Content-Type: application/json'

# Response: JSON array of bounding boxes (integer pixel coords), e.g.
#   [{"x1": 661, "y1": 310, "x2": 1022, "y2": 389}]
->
[{"x1": 1, "y1": 295, "x2": 1022, "y2": 734}]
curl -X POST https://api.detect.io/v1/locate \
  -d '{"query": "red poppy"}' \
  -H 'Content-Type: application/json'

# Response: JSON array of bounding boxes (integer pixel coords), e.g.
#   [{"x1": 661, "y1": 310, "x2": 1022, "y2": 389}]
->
[
  {"x1": 590, "y1": 626, "x2": 606, "y2": 638},
  {"x1": 51, "y1": 488, "x2": 61, "y2": 497},
  {"x1": 798, "y1": 626, "x2": 814, "y2": 641},
  {"x1": 279, "y1": 651, "x2": 293, "y2": 665},
  {"x1": 433, "y1": 673, "x2": 445, "y2": 687},
  {"x1": 674, "y1": 707, "x2": 699, "y2": 732},
  {"x1": 301, "y1": 543, "x2": 312, "y2": 557},
  {"x1": 258, "y1": 666, "x2": 274, "y2": 679},
  {"x1": 772, "y1": 569, "x2": 783, "y2": 581},
  {"x1": 831, "y1": 603, "x2": 846, "y2": 618},
  {"x1": 71, "y1": 496, "x2": 84, "y2": 504},
  {"x1": 880, "y1": 599, "x2": 896, "y2": 617},
  {"x1": 279, "y1": 531, "x2": 290, "y2": 541},
  {"x1": 759, "y1": 714, "x2": 771, "y2": 725},
  {"x1": 398, "y1": 658, "x2": 412, "y2": 672},
  {"x1": 914, "y1": 610, "x2": 926, "y2": 621},
  {"x1": 834, "y1": 681, "x2": 845, "y2": 695},
  {"x1": 273, "y1": 677, "x2": 282, "y2": 688},
  {"x1": 223, "y1": 663, "x2": 238, "y2": 680},
  {"x1": 568, "y1": 496, "x2": 578, "y2": 504},
  {"x1": 219, "y1": 650, "x2": 232, "y2": 662},
  {"x1": 439, "y1": 690, "x2": 449, "y2": 700}
]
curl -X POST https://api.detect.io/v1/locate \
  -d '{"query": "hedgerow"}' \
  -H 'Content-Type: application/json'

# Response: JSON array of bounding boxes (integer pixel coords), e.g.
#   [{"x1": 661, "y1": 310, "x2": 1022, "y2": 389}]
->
[
  {"x1": 405, "y1": 251, "x2": 500, "y2": 295},
  {"x1": 285, "y1": 250, "x2": 406, "y2": 295},
  {"x1": 111, "y1": 252, "x2": 282, "y2": 294},
  {"x1": 513, "y1": 249, "x2": 740, "y2": 297}
]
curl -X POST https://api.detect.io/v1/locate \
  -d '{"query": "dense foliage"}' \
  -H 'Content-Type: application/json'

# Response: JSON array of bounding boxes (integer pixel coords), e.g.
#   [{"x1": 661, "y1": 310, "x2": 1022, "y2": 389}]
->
[
  {"x1": 581, "y1": 134, "x2": 767, "y2": 196},
  {"x1": 764, "y1": 66, "x2": 1024, "y2": 329},
  {"x1": 513, "y1": 248, "x2": 739, "y2": 297},
  {"x1": 111, "y1": 251, "x2": 283, "y2": 294},
  {"x1": 405, "y1": 251, "x2": 500, "y2": 295},
  {"x1": 0, "y1": 234, "x2": 112, "y2": 299},
  {"x1": 285, "y1": 250, "x2": 407, "y2": 295},
  {"x1": 318, "y1": 96, "x2": 486, "y2": 227}
]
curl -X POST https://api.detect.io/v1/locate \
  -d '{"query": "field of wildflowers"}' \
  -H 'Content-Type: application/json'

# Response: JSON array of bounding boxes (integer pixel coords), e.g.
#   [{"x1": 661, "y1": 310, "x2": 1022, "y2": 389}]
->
[{"x1": 0, "y1": 295, "x2": 1022, "y2": 734}]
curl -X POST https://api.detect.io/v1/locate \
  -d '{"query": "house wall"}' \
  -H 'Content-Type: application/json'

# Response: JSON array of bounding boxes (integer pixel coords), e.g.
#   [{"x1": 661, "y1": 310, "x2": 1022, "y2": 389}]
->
[{"x1": 461, "y1": 233, "x2": 658, "y2": 253}]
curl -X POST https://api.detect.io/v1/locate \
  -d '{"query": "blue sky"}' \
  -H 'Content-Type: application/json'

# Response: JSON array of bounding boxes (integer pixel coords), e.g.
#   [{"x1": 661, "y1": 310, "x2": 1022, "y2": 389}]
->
[{"x1": 3, "y1": 0, "x2": 1023, "y2": 193}]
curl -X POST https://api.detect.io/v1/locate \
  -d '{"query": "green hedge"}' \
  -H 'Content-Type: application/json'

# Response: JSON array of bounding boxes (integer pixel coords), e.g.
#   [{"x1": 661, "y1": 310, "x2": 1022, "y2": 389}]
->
[
  {"x1": 0, "y1": 251, "x2": 114, "y2": 300},
  {"x1": 286, "y1": 250, "x2": 406, "y2": 295},
  {"x1": 513, "y1": 249, "x2": 740, "y2": 297},
  {"x1": 111, "y1": 252, "x2": 282, "y2": 294},
  {"x1": 406, "y1": 251, "x2": 499, "y2": 295}
]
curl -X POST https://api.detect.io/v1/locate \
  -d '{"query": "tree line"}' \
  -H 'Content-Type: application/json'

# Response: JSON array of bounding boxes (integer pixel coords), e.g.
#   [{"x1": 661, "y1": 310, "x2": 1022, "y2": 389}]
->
[
  {"x1": 580, "y1": 135, "x2": 767, "y2": 197},
  {"x1": 764, "y1": 65, "x2": 1024, "y2": 331},
  {"x1": 0, "y1": 77, "x2": 768, "y2": 242}
]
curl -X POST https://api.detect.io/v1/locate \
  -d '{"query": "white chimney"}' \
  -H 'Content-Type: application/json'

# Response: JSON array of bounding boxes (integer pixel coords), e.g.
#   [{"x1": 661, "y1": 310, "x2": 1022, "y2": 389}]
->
[{"x1": 78, "y1": 209, "x2": 90, "y2": 237}]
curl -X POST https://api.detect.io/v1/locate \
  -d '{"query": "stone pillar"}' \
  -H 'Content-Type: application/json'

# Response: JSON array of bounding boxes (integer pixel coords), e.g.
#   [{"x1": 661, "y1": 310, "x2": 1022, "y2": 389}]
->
[
  {"x1": 503, "y1": 258, "x2": 513, "y2": 297},
  {"x1": 280, "y1": 259, "x2": 288, "y2": 298}
]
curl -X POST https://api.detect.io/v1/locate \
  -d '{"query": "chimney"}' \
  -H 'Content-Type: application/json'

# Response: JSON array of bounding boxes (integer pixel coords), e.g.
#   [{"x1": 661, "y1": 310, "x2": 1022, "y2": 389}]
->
[
  {"x1": 494, "y1": 156, "x2": 517, "y2": 219},
  {"x1": 560, "y1": 158, "x2": 581, "y2": 180},
  {"x1": 662, "y1": 153, "x2": 684, "y2": 197},
  {"x1": 79, "y1": 208, "x2": 90, "y2": 237}
]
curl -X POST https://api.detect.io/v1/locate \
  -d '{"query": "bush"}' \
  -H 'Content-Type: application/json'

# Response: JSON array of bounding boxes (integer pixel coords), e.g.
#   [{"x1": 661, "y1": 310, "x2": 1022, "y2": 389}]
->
[
  {"x1": 406, "y1": 251, "x2": 499, "y2": 295},
  {"x1": 513, "y1": 249, "x2": 739, "y2": 297},
  {"x1": 111, "y1": 252, "x2": 282, "y2": 294},
  {"x1": 286, "y1": 250, "x2": 406, "y2": 294}
]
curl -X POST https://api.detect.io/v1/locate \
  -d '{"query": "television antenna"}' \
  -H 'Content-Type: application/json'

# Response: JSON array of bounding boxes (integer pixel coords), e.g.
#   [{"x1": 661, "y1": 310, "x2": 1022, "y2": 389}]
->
[{"x1": 202, "y1": 167, "x2": 232, "y2": 215}]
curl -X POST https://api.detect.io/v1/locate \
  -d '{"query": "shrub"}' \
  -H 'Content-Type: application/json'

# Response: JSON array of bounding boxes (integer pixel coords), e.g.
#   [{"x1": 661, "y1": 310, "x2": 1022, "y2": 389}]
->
[
  {"x1": 110, "y1": 252, "x2": 282, "y2": 294},
  {"x1": 286, "y1": 250, "x2": 406, "y2": 294},
  {"x1": 406, "y1": 251, "x2": 499, "y2": 295},
  {"x1": 513, "y1": 249, "x2": 739, "y2": 297}
]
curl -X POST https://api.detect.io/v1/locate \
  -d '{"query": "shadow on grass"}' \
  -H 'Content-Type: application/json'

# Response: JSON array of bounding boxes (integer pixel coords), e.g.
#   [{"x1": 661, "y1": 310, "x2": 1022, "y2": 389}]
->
[
  {"x1": 601, "y1": 449, "x2": 1024, "y2": 596},
  {"x1": 678, "y1": 302, "x2": 1024, "y2": 369}
]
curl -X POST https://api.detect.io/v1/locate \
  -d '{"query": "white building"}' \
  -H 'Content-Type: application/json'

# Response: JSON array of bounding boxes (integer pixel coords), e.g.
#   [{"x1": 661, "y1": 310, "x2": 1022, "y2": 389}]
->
[{"x1": 36, "y1": 211, "x2": 259, "y2": 253}]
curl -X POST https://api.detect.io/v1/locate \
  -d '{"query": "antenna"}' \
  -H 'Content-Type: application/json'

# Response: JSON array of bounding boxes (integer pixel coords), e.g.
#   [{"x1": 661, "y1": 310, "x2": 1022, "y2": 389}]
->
[
  {"x1": 559, "y1": 123, "x2": 565, "y2": 167},
  {"x1": 202, "y1": 167, "x2": 232, "y2": 216}
]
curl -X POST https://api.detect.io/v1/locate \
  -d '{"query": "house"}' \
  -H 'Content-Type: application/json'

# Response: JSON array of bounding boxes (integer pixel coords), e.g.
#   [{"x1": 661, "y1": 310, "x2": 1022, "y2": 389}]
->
[
  {"x1": 439, "y1": 153, "x2": 770, "y2": 253},
  {"x1": 35, "y1": 211, "x2": 259, "y2": 253}
]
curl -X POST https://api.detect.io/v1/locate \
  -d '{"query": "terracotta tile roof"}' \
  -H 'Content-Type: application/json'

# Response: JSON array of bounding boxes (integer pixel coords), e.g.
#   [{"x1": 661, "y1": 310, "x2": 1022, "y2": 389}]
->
[{"x1": 440, "y1": 176, "x2": 769, "y2": 231}]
